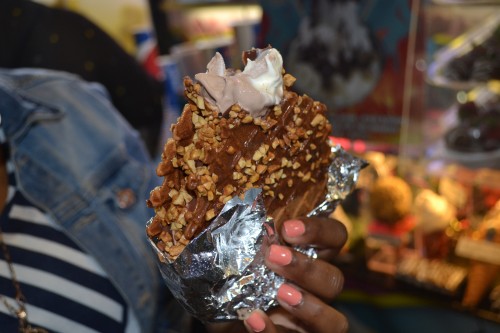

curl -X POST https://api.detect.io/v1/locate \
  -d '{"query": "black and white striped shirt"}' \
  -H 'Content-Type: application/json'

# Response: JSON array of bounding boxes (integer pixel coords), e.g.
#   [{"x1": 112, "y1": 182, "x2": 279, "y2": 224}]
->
[{"x1": 0, "y1": 137, "x2": 139, "y2": 332}]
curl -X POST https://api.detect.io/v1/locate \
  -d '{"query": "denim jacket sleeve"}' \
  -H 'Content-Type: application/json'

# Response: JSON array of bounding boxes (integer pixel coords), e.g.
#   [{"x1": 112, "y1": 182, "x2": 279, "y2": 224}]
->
[{"x1": 0, "y1": 68, "x2": 183, "y2": 333}]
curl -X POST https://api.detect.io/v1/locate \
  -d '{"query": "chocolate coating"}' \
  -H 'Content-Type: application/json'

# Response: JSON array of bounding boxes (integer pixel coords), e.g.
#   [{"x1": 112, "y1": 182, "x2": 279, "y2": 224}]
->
[{"x1": 147, "y1": 74, "x2": 333, "y2": 259}]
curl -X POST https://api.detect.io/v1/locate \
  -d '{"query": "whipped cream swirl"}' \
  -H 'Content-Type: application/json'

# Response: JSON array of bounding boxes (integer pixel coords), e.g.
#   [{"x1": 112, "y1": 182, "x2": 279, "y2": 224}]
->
[{"x1": 195, "y1": 48, "x2": 284, "y2": 118}]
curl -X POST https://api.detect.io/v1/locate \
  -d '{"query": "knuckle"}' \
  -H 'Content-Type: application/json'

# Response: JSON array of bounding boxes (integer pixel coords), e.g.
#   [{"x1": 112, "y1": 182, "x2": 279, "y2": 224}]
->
[
  {"x1": 323, "y1": 267, "x2": 344, "y2": 300},
  {"x1": 307, "y1": 300, "x2": 327, "y2": 320}
]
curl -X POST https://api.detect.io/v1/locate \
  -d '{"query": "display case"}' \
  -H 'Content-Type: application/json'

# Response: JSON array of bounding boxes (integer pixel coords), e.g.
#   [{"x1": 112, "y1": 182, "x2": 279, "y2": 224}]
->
[{"x1": 376, "y1": 0, "x2": 500, "y2": 323}]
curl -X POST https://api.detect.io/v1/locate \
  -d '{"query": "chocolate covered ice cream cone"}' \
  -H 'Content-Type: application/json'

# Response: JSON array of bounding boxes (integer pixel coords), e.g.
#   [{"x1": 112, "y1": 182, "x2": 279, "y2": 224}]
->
[{"x1": 147, "y1": 47, "x2": 334, "y2": 259}]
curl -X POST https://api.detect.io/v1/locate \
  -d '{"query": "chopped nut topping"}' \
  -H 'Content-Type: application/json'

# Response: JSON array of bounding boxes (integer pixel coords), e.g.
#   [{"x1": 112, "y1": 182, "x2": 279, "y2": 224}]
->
[
  {"x1": 252, "y1": 150, "x2": 263, "y2": 161},
  {"x1": 283, "y1": 73, "x2": 296, "y2": 87},
  {"x1": 302, "y1": 172, "x2": 311, "y2": 182},
  {"x1": 206, "y1": 209, "x2": 215, "y2": 220},
  {"x1": 273, "y1": 106, "x2": 282, "y2": 117},
  {"x1": 237, "y1": 158, "x2": 246, "y2": 169},
  {"x1": 196, "y1": 96, "x2": 205, "y2": 109},
  {"x1": 249, "y1": 173, "x2": 260, "y2": 183},
  {"x1": 267, "y1": 164, "x2": 281, "y2": 173},
  {"x1": 223, "y1": 184, "x2": 235, "y2": 196},
  {"x1": 311, "y1": 114, "x2": 325, "y2": 127},
  {"x1": 148, "y1": 70, "x2": 333, "y2": 260},
  {"x1": 207, "y1": 191, "x2": 215, "y2": 201},
  {"x1": 271, "y1": 138, "x2": 280, "y2": 149},
  {"x1": 256, "y1": 165, "x2": 267, "y2": 174}
]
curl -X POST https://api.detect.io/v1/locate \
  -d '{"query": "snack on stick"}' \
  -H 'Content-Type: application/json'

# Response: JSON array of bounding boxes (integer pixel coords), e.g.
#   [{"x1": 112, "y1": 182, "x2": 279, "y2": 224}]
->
[{"x1": 147, "y1": 47, "x2": 333, "y2": 260}]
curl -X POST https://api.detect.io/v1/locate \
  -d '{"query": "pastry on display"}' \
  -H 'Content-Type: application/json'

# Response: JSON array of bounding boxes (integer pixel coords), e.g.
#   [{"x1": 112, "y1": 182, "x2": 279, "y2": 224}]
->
[
  {"x1": 428, "y1": 14, "x2": 500, "y2": 89},
  {"x1": 439, "y1": 177, "x2": 469, "y2": 219},
  {"x1": 442, "y1": 24, "x2": 500, "y2": 83},
  {"x1": 146, "y1": 47, "x2": 333, "y2": 260},
  {"x1": 462, "y1": 201, "x2": 500, "y2": 308},
  {"x1": 440, "y1": 84, "x2": 500, "y2": 169},
  {"x1": 445, "y1": 103, "x2": 500, "y2": 154},
  {"x1": 368, "y1": 176, "x2": 414, "y2": 231},
  {"x1": 413, "y1": 189, "x2": 456, "y2": 259},
  {"x1": 414, "y1": 190, "x2": 455, "y2": 234},
  {"x1": 365, "y1": 176, "x2": 415, "y2": 275}
]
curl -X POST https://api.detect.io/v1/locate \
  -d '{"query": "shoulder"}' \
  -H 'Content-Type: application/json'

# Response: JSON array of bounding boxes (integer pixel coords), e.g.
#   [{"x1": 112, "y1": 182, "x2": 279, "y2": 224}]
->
[{"x1": 0, "y1": 68, "x2": 142, "y2": 164}]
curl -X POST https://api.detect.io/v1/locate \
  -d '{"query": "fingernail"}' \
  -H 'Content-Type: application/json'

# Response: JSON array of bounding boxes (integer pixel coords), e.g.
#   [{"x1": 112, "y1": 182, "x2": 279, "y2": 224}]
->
[
  {"x1": 283, "y1": 219, "x2": 305, "y2": 238},
  {"x1": 245, "y1": 311, "x2": 266, "y2": 332},
  {"x1": 268, "y1": 245, "x2": 292, "y2": 266},
  {"x1": 278, "y1": 283, "x2": 303, "y2": 306}
]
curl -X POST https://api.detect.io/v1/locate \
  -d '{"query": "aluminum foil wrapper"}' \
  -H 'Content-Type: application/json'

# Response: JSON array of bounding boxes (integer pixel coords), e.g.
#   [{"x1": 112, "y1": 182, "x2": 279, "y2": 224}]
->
[{"x1": 146, "y1": 145, "x2": 366, "y2": 322}]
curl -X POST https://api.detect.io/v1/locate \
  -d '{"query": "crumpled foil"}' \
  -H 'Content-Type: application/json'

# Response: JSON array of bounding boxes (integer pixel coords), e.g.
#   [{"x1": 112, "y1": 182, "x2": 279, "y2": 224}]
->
[{"x1": 146, "y1": 145, "x2": 366, "y2": 322}]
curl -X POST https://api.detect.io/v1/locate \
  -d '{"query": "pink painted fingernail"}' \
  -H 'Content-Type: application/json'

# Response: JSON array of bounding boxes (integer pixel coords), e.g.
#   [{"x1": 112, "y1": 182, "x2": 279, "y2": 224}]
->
[
  {"x1": 268, "y1": 245, "x2": 292, "y2": 266},
  {"x1": 278, "y1": 283, "x2": 303, "y2": 306},
  {"x1": 283, "y1": 219, "x2": 305, "y2": 238},
  {"x1": 245, "y1": 311, "x2": 266, "y2": 332}
]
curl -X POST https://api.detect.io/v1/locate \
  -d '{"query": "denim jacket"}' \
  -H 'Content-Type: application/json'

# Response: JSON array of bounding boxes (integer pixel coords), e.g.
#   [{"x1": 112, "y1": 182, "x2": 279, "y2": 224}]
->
[{"x1": 0, "y1": 68, "x2": 174, "y2": 333}]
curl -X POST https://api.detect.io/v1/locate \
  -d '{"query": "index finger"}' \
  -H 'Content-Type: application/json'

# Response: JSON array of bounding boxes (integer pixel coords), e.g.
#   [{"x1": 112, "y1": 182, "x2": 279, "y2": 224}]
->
[{"x1": 280, "y1": 217, "x2": 348, "y2": 252}]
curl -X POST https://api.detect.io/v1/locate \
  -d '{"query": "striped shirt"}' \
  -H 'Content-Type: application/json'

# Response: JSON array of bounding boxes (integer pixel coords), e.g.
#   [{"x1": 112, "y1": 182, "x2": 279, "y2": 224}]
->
[{"x1": 0, "y1": 136, "x2": 139, "y2": 332}]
